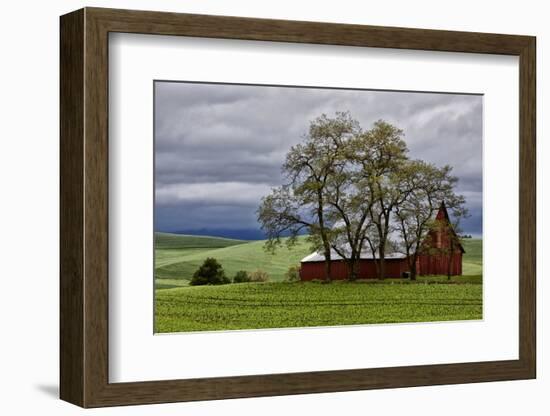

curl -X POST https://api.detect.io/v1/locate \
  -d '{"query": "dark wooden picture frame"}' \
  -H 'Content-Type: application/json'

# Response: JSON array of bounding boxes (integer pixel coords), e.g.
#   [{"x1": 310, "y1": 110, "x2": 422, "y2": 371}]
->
[{"x1": 60, "y1": 7, "x2": 536, "y2": 408}]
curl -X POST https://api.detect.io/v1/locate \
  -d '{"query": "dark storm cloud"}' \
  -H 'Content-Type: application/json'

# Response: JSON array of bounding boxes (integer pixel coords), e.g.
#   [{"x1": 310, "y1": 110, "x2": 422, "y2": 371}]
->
[{"x1": 154, "y1": 82, "x2": 483, "y2": 235}]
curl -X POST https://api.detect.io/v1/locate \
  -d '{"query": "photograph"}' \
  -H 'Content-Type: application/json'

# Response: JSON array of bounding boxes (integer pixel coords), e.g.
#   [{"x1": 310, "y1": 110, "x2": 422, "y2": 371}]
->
[{"x1": 153, "y1": 81, "x2": 483, "y2": 333}]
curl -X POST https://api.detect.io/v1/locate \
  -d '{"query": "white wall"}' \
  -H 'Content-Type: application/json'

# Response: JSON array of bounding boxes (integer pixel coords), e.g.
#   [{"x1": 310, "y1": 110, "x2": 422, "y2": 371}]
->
[{"x1": 0, "y1": 0, "x2": 545, "y2": 414}]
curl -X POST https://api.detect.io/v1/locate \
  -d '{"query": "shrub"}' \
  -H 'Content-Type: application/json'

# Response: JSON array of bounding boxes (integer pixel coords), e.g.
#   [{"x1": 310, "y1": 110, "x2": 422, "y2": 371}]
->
[
  {"x1": 249, "y1": 269, "x2": 270, "y2": 282},
  {"x1": 233, "y1": 270, "x2": 251, "y2": 283},
  {"x1": 189, "y1": 258, "x2": 230, "y2": 286},
  {"x1": 285, "y1": 265, "x2": 301, "y2": 282}
]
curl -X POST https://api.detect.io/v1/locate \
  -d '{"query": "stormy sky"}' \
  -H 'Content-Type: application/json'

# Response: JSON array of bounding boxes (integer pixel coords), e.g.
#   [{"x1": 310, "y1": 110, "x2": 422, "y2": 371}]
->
[{"x1": 154, "y1": 81, "x2": 483, "y2": 238}]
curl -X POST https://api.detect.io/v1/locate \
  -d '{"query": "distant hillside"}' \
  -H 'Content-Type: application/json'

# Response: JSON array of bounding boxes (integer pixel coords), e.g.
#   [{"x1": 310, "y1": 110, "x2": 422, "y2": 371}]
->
[
  {"x1": 170, "y1": 228, "x2": 267, "y2": 241},
  {"x1": 155, "y1": 232, "x2": 246, "y2": 250},
  {"x1": 460, "y1": 238, "x2": 481, "y2": 260},
  {"x1": 460, "y1": 238, "x2": 482, "y2": 276},
  {"x1": 155, "y1": 234, "x2": 312, "y2": 281}
]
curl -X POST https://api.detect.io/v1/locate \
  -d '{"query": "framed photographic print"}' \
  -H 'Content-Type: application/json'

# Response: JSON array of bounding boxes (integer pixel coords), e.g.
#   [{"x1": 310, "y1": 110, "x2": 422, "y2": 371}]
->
[{"x1": 60, "y1": 7, "x2": 536, "y2": 408}]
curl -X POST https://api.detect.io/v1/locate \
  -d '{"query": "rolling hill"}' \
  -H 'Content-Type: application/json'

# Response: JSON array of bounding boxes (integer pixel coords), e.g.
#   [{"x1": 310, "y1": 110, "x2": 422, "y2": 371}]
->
[
  {"x1": 154, "y1": 232, "x2": 312, "y2": 282},
  {"x1": 460, "y1": 238, "x2": 482, "y2": 276},
  {"x1": 155, "y1": 232, "x2": 246, "y2": 249}
]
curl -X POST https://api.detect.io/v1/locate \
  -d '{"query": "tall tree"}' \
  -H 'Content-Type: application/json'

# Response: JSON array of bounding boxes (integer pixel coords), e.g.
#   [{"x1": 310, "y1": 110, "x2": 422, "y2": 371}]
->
[
  {"x1": 326, "y1": 159, "x2": 371, "y2": 281},
  {"x1": 257, "y1": 112, "x2": 360, "y2": 282},
  {"x1": 324, "y1": 146, "x2": 375, "y2": 281},
  {"x1": 349, "y1": 120, "x2": 411, "y2": 279},
  {"x1": 393, "y1": 162, "x2": 466, "y2": 280}
]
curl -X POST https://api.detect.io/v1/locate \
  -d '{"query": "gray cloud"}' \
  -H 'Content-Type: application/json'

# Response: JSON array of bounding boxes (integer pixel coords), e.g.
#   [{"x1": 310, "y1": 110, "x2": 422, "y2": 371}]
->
[{"x1": 154, "y1": 81, "x2": 483, "y2": 236}]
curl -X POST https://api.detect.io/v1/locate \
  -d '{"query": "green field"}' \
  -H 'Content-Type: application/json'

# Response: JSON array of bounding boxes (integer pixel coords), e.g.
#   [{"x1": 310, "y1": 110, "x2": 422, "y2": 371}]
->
[
  {"x1": 154, "y1": 234, "x2": 483, "y2": 332},
  {"x1": 460, "y1": 238, "x2": 482, "y2": 276},
  {"x1": 154, "y1": 233, "x2": 312, "y2": 283},
  {"x1": 156, "y1": 281, "x2": 482, "y2": 332}
]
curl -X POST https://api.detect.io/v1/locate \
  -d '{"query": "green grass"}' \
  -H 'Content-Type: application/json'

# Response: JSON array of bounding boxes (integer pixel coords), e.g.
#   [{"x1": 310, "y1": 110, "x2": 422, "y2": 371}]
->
[
  {"x1": 155, "y1": 281, "x2": 482, "y2": 332},
  {"x1": 154, "y1": 233, "x2": 312, "y2": 282},
  {"x1": 154, "y1": 278, "x2": 190, "y2": 290}
]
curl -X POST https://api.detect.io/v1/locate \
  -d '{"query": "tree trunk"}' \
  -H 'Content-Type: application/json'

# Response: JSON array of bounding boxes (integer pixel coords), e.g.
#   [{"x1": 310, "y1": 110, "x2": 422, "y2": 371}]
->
[
  {"x1": 406, "y1": 249, "x2": 417, "y2": 281},
  {"x1": 447, "y1": 240, "x2": 455, "y2": 280},
  {"x1": 348, "y1": 255, "x2": 359, "y2": 281},
  {"x1": 323, "y1": 248, "x2": 332, "y2": 283},
  {"x1": 378, "y1": 246, "x2": 385, "y2": 280},
  {"x1": 409, "y1": 258, "x2": 417, "y2": 281},
  {"x1": 447, "y1": 251, "x2": 453, "y2": 281},
  {"x1": 378, "y1": 215, "x2": 391, "y2": 280},
  {"x1": 372, "y1": 253, "x2": 380, "y2": 277}
]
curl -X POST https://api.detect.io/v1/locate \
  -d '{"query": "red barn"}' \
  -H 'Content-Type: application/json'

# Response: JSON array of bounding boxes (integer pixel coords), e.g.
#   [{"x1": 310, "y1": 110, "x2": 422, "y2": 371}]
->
[{"x1": 299, "y1": 202, "x2": 464, "y2": 280}]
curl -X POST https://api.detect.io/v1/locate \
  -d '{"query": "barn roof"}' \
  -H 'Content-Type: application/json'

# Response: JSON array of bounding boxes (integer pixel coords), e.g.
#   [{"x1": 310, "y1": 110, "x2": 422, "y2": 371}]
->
[
  {"x1": 301, "y1": 247, "x2": 406, "y2": 263},
  {"x1": 436, "y1": 201, "x2": 465, "y2": 253}
]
